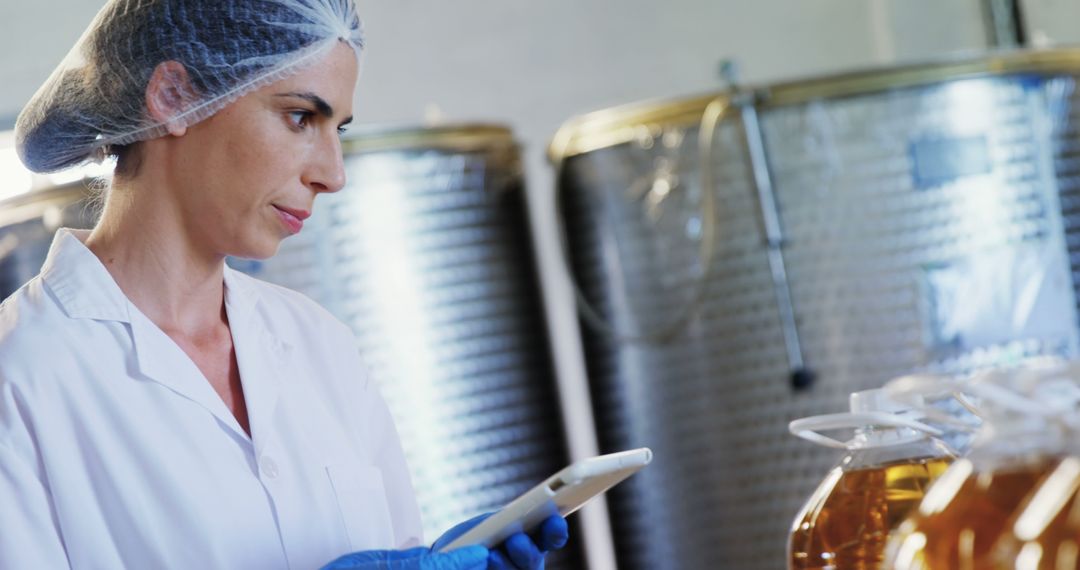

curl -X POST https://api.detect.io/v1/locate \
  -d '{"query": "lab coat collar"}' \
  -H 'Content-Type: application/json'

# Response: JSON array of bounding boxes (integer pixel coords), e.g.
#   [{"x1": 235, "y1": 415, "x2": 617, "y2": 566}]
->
[
  {"x1": 40, "y1": 229, "x2": 264, "y2": 326},
  {"x1": 224, "y1": 266, "x2": 290, "y2": 453},
  {"x1": 129, "y1": 267, "x2": 289, "y2": 448},
  {"x1": 40, "y1": 228, "x2": 132, "y2": 322},
  {"x1": 128, "y1": 265, "x2": 290, "y2": 448},
  {"x1": 39, "y1": 229, "x2": 243, "y2": 435},
  {"x1": 42, "y1": 228, "x2": 288, "y2": 448},
  {"x1": 222, "y1": 263, "x2": 258, "y2": 323}
]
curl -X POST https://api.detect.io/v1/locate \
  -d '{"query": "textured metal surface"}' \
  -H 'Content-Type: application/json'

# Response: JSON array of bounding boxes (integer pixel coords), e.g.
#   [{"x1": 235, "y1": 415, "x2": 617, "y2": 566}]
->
[
  {"x1": 239, "y1": 130, "x2": 581, "y2": 567},
  {"x1": 1050, "y1": 76, "x2": 1080, "y2": 341},
  {"x1": 558, "y1": 60, "x2": 1080, "y2": 568},
  {"x1": 562, "y1": 117, "x2": 787, "y2": 569}
]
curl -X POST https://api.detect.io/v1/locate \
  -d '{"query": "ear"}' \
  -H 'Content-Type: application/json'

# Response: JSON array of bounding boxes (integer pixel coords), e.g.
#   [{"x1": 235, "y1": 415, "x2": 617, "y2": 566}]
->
[{"x1": 145, "y1": 61, "x2": 195, "y2": 137}]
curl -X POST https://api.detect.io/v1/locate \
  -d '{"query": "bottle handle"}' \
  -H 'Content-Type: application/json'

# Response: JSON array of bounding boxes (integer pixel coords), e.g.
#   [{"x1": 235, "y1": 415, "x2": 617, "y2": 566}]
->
[
  {"x1": 884, "y1": 373, "x2": 983, "y2": 429},
  {"x1": 788, "y1": 412, "x2": 944, "y2": 449},
  {"x1": 884, "y1": 373, "x2": 960, "y2": 400},
  {"x1": 965, "y1": 379, "x2": 1080, "y2": 419}
]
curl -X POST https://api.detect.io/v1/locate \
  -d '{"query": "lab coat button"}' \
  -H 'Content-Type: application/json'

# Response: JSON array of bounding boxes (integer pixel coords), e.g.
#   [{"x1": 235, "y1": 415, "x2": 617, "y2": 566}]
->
[{"x1": 261, "y1": 457, "x2": 279, "y2": 479}]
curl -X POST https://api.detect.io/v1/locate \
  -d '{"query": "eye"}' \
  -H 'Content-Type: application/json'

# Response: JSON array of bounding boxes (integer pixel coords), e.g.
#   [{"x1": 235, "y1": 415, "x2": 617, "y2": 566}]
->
[
  {"x1": 288, "y1": 110, "x2": 313, "y2": 130},
  {"x1": 337, "y1": 125, "x2": 349, "y2": 135}
]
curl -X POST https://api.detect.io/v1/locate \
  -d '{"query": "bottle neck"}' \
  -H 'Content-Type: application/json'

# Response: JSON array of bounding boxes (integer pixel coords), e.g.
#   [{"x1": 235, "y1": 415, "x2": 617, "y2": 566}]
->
[
  {"x1": 850, "y1": 425, "x2": 925, "y2": 449},
  {"x1": 842, "y1": 431, "x2": 955, "y2": 471}
]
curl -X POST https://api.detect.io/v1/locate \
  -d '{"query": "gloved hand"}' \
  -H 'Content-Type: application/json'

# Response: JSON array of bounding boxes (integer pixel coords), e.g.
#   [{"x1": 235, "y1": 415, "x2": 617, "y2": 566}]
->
[
  {"x1": 432, "y1": 513, "x2": 569, "y2": 570},
  {"x1": 320, "y1": 545, "x2": 489, "y2": 570}
]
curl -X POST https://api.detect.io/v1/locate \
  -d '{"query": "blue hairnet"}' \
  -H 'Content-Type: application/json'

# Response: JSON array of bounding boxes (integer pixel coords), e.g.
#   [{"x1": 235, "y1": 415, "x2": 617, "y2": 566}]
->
[{"x1": 15, "y1": 0, "x2": 364, "y2": 173}]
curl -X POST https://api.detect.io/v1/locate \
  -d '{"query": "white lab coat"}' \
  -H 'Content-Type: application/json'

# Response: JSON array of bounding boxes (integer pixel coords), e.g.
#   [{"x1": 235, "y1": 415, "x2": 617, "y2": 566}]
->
[{"x1": 0, "y1": 229, "x2": 424, "y2": 569}]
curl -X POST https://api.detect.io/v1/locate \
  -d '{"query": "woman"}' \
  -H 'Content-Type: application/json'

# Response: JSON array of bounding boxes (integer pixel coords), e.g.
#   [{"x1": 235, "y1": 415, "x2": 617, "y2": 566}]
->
[{"x1": 1, "y1": 1, "x2": 567, "y2": 568}]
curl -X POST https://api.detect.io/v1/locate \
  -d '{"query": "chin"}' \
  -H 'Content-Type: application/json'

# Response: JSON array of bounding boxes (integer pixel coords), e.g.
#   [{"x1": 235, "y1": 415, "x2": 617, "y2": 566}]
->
[{"x1": 230, "y1": 237, "x2": 284, "y2": 261}]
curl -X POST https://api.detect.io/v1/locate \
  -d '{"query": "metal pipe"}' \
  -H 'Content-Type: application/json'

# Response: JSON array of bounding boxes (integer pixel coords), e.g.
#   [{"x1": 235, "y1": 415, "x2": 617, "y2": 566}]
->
[
  {"x1": 737, "y1": 95, "x2": 815, "y2": 389},
  {"x1": 984, "y1": 0, "x2": 1028, "y2": 48}
]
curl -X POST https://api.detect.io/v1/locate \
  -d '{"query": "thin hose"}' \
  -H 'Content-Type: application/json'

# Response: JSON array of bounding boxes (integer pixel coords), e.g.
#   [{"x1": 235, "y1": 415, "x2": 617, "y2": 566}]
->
[{"x1": 549, "y1": 96, "x2": 727, "y2": 344}]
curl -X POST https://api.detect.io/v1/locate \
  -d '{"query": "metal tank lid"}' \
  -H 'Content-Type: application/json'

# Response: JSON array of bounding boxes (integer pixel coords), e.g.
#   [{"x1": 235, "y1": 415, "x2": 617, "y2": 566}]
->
[
  {"x1": 342, "y1": 123, "x2": 517, "y2": 154},
  {"x1": 0, "y1": 182, "x2": 89, "y2": 229},
  {"x1": 548, "y1": 47, "x2": 1080, "y2": 161}
]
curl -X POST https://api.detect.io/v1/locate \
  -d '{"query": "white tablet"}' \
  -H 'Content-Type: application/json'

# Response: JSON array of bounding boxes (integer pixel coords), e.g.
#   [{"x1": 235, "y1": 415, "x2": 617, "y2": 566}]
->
[{"x1": 437, "y1": 447, "x2": 653, "y2": 552}]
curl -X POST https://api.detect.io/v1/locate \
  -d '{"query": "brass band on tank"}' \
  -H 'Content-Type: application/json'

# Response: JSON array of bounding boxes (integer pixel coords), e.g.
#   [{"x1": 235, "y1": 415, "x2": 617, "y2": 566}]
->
[{"x1": 550, "y1": 48, "x2": 1080, "y2": 161}]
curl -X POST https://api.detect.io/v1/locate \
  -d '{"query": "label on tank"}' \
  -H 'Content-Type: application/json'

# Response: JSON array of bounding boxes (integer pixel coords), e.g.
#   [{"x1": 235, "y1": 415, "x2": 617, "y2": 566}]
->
[{"x1": 910, "y1": 135, "x2": 993, "y2": 189}]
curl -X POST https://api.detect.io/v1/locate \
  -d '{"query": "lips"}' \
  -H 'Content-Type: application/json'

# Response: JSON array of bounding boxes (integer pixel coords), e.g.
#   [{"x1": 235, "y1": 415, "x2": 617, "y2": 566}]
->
[{"x1": 272, "y1": 204, "x2": 310, "y2": 234}]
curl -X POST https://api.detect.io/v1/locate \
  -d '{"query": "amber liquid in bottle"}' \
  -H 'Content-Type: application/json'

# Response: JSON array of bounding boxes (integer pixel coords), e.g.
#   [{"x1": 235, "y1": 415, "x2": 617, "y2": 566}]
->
[
  {"x1": 789, "y1": 456, "x2": 952, "y2": 569},
  {"x1": 887, "y1": 458, "x2": 1055, "y2": 569},
  {"x1": 990, "y1": 457, "x2": 1080, "y2": 569}
]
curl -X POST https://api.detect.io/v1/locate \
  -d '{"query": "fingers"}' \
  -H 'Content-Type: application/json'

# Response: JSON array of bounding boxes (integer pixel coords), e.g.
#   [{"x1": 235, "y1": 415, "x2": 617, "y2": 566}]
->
[
  {"x1": 487, "y1": 516, "x2": 567, "y2": 570},
  {"x1": 534, "y1": 516, "x2": 569, "y2": 551},
  {"x1": 432, "y1": 513, "x2": 494, "y2": 553},
  {"x1": 320, "y1": 546, "x2": 489, "y2": 570},
  {"x1": 426, "y1": 545, "x2": 489, "y2": 570},
  {"x1": 488, "y1": 548, "x2": 513, "y2": 570},
  {"x1": 503, "y1": 532, "x2": 544, "y2": 569},
  {"x1": 318, "y1": 547, "x2": 429, "y2": 569}
]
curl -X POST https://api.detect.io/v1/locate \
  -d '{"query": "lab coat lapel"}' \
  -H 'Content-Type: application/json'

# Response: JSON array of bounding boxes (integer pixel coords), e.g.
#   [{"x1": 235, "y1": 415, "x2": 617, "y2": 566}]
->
[
  {"x1": 128, "y1": 306, "x2": 247, "y2": 437},
  {"x1": 42, "y1": 229, "x2": 249, "y2": 437},
  {"x1": 43, "y1": 230, "x2": 282, "y2": 444},
  {"x1": 224, "y1": 267, "x2": 287, "y2": 457}
]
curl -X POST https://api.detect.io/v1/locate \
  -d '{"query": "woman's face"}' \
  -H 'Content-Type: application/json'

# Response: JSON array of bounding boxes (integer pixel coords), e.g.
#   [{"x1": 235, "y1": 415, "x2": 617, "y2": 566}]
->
[{"x1": 168, "y1": 42, "x2": 358, "y2": 260}]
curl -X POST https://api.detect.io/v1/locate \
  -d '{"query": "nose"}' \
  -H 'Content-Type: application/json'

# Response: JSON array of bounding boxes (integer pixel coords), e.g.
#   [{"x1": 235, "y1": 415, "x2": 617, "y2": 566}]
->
[{"x1": 303, "y1": 131, "x2": 347, "y2": 194}]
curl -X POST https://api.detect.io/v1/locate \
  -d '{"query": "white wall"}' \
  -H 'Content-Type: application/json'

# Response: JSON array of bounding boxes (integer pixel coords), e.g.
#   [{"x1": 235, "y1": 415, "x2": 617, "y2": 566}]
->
[
  {"x1": 0, "y1": 1, "x2": 101, "y2": 124},
  {"x1": 1, "y1": 0, "x2": 992, "y2": 141},
  {"x1": 1023, "y1": 0, "x2": 1080, "y2": 46},
  {"x1": 0, "y1": 1, "x2": 993, "y2": 567}
]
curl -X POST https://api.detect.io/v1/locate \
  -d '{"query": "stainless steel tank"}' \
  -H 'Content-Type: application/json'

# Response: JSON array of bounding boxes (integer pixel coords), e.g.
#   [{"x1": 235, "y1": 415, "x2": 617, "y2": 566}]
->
[
  {"x1": 551, "y1": 50, "x2": 1080, "y2": 569},
  {"x1": 0, "y1": 183, "x2": 99, "y2": 298},
  {"x1": 0, "y1": 125, "x2": 582, "y2": 568}
]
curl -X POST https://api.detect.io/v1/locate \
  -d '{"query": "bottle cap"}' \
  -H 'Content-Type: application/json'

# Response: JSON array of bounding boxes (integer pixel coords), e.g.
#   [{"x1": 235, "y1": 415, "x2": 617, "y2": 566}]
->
[{"x1": 849, "y1": 388, "x2": 923, "y2": 415}]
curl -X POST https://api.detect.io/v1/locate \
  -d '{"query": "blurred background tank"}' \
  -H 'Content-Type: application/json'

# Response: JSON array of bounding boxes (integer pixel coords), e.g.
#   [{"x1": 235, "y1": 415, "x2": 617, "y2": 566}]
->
[
  {"x1": 0, "y1": 183, "x2": 99, "y2": 298},
  {"x1": 0, "y1": 124, "x2": 583, "y2": 569},
  {"x1": 551, "y1": 49, "x2": 1080, "y2": 568}
]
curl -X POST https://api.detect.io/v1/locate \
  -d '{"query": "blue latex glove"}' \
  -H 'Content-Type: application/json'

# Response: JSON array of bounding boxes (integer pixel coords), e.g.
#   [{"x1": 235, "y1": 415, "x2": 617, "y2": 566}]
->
[
  {"x1": 320, "y1": 546, "x2": 489, "y2": 570},
  {"x1": 432, "y1": 513, "x2": 569, "y2": 570}
]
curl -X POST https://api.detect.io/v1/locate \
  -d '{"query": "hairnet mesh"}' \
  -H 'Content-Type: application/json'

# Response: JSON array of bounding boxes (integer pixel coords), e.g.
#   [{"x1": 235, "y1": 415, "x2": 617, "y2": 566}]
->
[{"x1": 15, "y1": 0, "x2": 363, "y2": 173}]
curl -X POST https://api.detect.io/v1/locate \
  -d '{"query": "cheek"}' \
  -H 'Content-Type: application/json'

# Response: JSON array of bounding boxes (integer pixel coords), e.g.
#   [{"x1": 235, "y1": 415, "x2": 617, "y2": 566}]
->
[
  {"x1": 224, "y1": 124, "x2": 301, "y2": 190},
  {"x1": 183, "y1": 109, "x2": 304, "y2": 220},
  {"x1": 222, "y1": 127, "x2": 269, "y2": 176},
  {"x1": 208, "y1": 148, "x2": 285, "y2": 215}
]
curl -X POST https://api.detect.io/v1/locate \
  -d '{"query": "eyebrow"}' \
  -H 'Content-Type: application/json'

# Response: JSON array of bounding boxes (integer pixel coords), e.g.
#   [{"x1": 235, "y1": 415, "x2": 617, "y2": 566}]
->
[{"x1": 275, "y1": 91, "x2": 353, "y2": 126}]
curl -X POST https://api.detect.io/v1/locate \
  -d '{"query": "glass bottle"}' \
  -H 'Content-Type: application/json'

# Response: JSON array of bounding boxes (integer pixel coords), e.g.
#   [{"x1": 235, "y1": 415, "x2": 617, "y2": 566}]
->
[
  {"x1": 788, "y1": 388, "x2": 956, "y2": 570},
  {"x1": 885, "y1": 359, "x2": 1080, "y2": 570}
]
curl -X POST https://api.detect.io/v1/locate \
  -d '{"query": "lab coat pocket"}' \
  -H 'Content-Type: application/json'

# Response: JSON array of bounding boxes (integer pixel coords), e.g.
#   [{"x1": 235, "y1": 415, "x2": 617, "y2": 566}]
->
[{"x1": 326, "y1": 463, "x2": 396, "y2": 551}]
